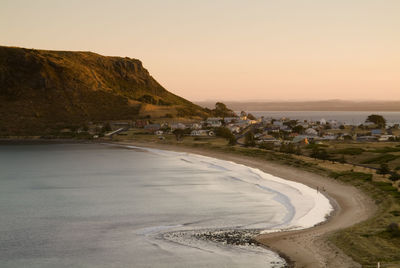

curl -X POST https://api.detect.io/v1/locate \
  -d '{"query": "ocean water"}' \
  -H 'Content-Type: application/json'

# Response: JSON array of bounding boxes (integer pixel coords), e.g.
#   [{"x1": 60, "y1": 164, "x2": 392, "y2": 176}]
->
[
  {"x1": 0, "y1": 144, "x2": 332, "y2": 268},
  {"x1": 243, "y1": 111, "x2": 400, "y2": 125}
]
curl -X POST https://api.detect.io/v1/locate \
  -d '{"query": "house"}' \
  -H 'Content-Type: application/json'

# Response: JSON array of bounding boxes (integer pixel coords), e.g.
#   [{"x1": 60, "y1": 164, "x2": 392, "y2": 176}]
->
[
  {"x1": 227, "y1": 125, "x2": 241, "y2": 134},
  {"x1": 371, "y1": 129, "x2": 382, "y2": 136},
  {"x1": 280, "y1": 125, "x2": 292, "y2": 132},
  {"x1": 170, "y1": 123, "x2": 186, "y2": 130},
  {"x1": 363, "y1": 122, "x2": 375, "y2": 127},
  {"x1": 257, "y1": 134, "x2": 277, "y2": 143},
  {"x1": 191, "y1": 130, "x2": 208, "y2": 136},
  {"x1": 134, "y1": 120, "x2": 148, "y2": 128},
  {"x1": 144, "y1": 124, "x2": 161, "y2": 132},
  {"x1": 328, "y1": 120, "x2": 341, "y2": 129},
  {"x1": 292, "y1": 135, "x2": 310, "y2": 144},
  {"x1": 223, "y1": 117, "x2": 238, "y2": 124},
  {"x1": 320, "y1": 135, "x2": 337, "y2": 141},
  {"x1": 378, "y1": 135, "x2": 394, "y2": 141},
  {"x1": 111, "y1": 121, "x2": 131, "y2": 129},
  {"x1": 236, "y1": 120, "x2": 251, "y2": 128},
  {"x1": 357, "y1": 136, "x2": 377, "y2": 142},
  {"x1": 206, "y1": 118, "x2": 222, "y2": 127},
  {"x1": 305, "y1": 128, "x2": 318, "y2": 136},
  {"x1": 191, "y1": 123, "x2": 202, "y2": 130},
  {"x1": 155, "y1": 130, "x2": 164, "y2": 135},
  {"x1": 261, "y1": 117, "x2": 272, "y2": 125}
]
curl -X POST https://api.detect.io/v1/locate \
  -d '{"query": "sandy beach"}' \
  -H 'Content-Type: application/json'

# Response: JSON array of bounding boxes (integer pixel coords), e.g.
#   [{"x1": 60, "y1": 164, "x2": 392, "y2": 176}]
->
[{"x1": 113, "y1": 140, "x2": 377, "y2": 268}]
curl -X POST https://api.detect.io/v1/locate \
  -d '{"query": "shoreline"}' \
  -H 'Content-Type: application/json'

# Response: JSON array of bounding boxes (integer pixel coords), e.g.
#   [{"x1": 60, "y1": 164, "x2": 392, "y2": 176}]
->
[
  {"x1": 0, "y1": 139, "x2": 378, "y2": 267},
  {"x1": 111, "y1": 140, "x2": 377, "y2": 268}
]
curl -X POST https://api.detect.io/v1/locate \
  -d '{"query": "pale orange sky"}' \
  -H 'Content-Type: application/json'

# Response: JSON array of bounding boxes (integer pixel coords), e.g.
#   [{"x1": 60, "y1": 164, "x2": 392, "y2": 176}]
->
[{"x1": 1, "y1": 0, "x2": 399, "y2": 101}]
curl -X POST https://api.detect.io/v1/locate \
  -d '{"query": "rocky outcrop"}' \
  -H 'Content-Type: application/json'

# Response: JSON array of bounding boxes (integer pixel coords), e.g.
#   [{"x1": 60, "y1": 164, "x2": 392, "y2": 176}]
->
[{"x1": 0, "y1": 46, "x2": 205, "y2": 135}]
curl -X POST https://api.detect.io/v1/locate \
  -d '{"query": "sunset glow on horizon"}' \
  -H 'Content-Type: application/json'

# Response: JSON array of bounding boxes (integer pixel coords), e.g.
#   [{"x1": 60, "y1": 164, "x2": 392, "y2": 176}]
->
[{"x1": 1, "y1": 0, "x2": 399, "y2": 101}]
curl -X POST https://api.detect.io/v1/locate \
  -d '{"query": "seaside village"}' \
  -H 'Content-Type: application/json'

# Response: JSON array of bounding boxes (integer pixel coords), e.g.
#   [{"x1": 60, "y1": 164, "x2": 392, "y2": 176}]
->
[{"x1": 100, "y1": 112, "x2": 400, "y2": 145}]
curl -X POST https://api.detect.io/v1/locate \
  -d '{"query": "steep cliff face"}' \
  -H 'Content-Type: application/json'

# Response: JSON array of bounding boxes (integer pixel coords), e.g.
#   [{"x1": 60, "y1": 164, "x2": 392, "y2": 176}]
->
[{"x1": 0, "y1": 46, "x2": 205, "y2": 135}]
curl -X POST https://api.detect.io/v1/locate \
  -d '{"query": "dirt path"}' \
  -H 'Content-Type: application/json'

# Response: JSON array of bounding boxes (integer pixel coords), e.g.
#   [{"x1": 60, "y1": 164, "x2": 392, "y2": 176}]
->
[{"x1": 112, "y1": 141, "x2": 377, "y2": 267}]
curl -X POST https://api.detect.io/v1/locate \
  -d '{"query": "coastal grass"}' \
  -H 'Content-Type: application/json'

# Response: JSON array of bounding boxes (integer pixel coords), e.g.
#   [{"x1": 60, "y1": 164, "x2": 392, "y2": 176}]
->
[
  {"x1": 362, "y1": 154, "x2": 399, "y2": 164},
  {"x1": 328, "y1": 173, "x2": 400, "y2": 267}
]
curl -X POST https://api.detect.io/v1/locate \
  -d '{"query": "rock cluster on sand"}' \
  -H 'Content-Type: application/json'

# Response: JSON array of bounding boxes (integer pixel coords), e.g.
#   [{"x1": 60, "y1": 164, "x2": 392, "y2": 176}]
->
[{"x1": 192, "y1": 229, "x2": 261, "y2": 246}]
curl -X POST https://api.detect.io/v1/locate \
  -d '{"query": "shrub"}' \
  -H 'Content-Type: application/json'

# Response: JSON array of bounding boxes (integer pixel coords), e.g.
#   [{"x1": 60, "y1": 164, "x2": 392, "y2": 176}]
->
[
  {"x1": 259, "y1": 142, "x2": 274, "y2": 150},
  {"x1": 362, "y1": 154, "x2": 399, "y2": 164},
  {"x1": 370, "y1": 147, "x2": 400, "y2": 153},
  {"x1": 311, "y1": 147, "x2": 330, "y2": 160},
  {"x1": 377, "y1": 163, "x2": 391, "y2": 175},
  {"x1": 389, "y1": 172, "x2": 400, "y2": 182},
  {"x1": 244, "y1": 131, "x2": 256, "y2": 147},
  {"x1": 172, "y1": 129, "x2": 185, "y2": 141},
  {"x1": 137, "y1": 94, "x2": 157, "y2": 104},
  {"x1": 329, "y1": 171, "x2": 373, "y2": 182},
  {"x1": 332, "y1": 148, "x2": 364, "y2": 155},
  {"x1": 387, "y1": 222, "x2": 400, "y2": 237}
]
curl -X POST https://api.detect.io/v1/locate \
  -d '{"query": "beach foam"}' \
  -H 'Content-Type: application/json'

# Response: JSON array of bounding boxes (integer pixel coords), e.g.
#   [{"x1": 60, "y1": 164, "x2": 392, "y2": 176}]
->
[{"x1": 125, "y1": 145, "x2": 334, "y2": 233}]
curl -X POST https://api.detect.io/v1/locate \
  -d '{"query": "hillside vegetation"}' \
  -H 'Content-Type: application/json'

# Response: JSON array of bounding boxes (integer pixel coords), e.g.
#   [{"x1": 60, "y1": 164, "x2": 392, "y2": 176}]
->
[{"x1": 0, "y1": 46, "x2": 206, "y2": 135}]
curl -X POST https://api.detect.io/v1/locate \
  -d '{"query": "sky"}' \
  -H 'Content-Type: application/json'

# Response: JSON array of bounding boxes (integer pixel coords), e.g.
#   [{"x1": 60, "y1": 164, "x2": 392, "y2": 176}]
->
[{"x1": 1, "y1": 0, "x2": 399, "y2": 102}]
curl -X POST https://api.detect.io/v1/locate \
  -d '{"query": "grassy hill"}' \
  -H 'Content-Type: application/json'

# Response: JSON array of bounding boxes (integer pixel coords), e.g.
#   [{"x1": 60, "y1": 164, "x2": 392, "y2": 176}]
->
[{"x1": 0, "y1": 46, "x2": 206, "y2": 135}]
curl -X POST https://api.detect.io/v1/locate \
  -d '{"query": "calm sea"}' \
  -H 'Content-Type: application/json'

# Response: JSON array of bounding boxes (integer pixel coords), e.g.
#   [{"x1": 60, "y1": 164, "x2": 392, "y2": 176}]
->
[
  {"x1": 0, "y1": 144, "x2": 331, "y2": 268},
  {"x1": 241, "y1": 111, "x2": 400, "y2": 125}
]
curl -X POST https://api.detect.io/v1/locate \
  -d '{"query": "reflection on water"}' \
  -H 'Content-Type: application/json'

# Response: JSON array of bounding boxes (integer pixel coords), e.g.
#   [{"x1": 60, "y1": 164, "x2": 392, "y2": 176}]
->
[{"x1": 0, "y1": 144, "x2": 326, "y2": 267}]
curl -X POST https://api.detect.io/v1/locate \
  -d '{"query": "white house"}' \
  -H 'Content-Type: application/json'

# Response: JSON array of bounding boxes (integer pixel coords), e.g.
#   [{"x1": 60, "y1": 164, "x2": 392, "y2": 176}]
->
[
  {"x1": 191, "y1": 130, "x2": 208, "y2": 136},
  {"x1": 378, "y1": 135, "x2": 394, "y2": 141},
  {"x1": 227, "y1": 125, "x2": 241, "y2": 134},
  {"x1": 171, "y1": 123, "x2": 186, "y2": 130},
  {"x1": 224, "y1": 117, "x2": 238, "y2": 124},
  {"x1": 191, "y1": 123, "x2": 202, "y2": 130},
  {"x1": 206, "y1": 118, "x2": 222, "y2": 127},
  {"x1": 305, "y1": 128, "x2": 318, "y2": 136}
]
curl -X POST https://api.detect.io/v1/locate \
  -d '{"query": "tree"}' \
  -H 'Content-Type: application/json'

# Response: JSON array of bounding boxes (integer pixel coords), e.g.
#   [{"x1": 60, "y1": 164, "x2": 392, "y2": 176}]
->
[
  {"x1": 366, "y1": 114, "x2": 386, "y2": 128},
  {"x1": 212, "y1": 102, "x2": 236, "y2": 117},
  {"x1": 389, "y1": 172, "x2": 400, "y2": 182},
  {"x1": 247, "y1": 113, "x2": 256, "y2": 120},
  {"x1": 294, "y1": 145, "x2": 302, "y2": 155},
  {"x1": 102, "y1": 122, "x2": 111, "y2": 133},
  {"x1": 283, "y1": 120, "x2": 298, "y2": 128},
  {"x1": 216, "y1": 127, "x2": 236, "y2": 145},
  {"x1": 259, "y1": 142, "x2": 274, "y2": 150},
  {"x1": 138, "y1": 94, "x2": 157, "y2": 105},
  {"x1": 292, "y1": 125, "x2": 304, "y2": 134},
  {"x1": 280, "y1": 143, "x2": 295, "y2": 154},
  {"x1": 311, "y1": 147, "x2": 329, "y2": 160},
  {"x1": 173, "y1": 129, "x2": 185, "y2": 141},
  {"x1": 387, "y1": 222, "x2": 400, "y2": 237},
  {"x1": 244, "y1": 131, "x2": 256, "y2": 147}
]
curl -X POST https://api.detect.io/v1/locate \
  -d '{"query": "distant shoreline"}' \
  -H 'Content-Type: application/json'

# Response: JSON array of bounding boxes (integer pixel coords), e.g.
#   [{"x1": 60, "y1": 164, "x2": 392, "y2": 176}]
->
[
  {"x1": 196, "y1": 100, "x2": 400, "y2": 112},
  {"x1": 0, "y1": 138, "x2": 99, "y2": 145}
]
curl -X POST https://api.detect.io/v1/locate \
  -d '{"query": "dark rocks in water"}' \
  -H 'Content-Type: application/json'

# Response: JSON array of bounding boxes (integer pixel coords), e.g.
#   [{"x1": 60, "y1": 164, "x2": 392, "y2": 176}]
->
[{"x1": 192, "y1": 229, "x2": 261, "y2": 246}]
